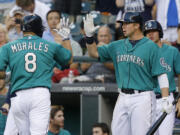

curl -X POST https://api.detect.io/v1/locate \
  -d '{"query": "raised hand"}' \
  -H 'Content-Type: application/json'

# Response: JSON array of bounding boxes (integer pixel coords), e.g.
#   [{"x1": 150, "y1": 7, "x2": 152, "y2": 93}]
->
[{"x1": 83, "y1": 14, "x2": 100, "y2": 37}]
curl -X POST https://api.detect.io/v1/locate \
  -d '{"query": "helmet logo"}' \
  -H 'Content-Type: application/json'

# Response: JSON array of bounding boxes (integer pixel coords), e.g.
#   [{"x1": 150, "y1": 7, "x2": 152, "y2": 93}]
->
[{"x1": 147, "y1": 22, "x2": 152, "y2": 28}]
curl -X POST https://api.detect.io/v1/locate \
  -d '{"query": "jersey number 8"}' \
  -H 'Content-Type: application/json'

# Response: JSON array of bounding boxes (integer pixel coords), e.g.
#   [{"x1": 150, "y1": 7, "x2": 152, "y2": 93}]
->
[{"x1": 25, "y1": 53, "x2": 37, "y2": 72}]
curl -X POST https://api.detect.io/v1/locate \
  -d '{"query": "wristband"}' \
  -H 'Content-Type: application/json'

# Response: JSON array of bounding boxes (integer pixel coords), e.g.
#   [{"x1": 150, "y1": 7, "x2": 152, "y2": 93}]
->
[
  {"x1": 62, "y1": 38, "x2": 70, "y2": 41},
  {"x1": 85, "y1": 36, "x2": 94, "y2": 44}
]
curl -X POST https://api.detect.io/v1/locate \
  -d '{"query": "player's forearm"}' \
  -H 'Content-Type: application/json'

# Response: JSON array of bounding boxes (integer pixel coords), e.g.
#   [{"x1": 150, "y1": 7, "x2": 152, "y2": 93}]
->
[
  {"x1": 158, "y1": 73, "x2": 169, "y2": 97},
  {"x1": 161, "y1": 87, "x2": 169, "y2": 97},
  {"x1": 0, "y1": 71, "x2": 6, "y2": 79},
  {"x1": 178, "y1": 75, "x2": 180, "y2": 93},
  {"x1": 86, "y1": 42, "x2": 99, "y2": 58}
]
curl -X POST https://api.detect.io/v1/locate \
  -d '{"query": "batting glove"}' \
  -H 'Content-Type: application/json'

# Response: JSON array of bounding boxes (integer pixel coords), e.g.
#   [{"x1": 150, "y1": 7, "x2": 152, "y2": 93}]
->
[
  {"x1": 55, "y1": 17, "x2": 72, "y2": 40},
  {"x1": 83, "y1": 14, "x2": 100, "y2": 37},
  {"x1": 161, "y1": 97, "x2": 173, "y2": 114}
]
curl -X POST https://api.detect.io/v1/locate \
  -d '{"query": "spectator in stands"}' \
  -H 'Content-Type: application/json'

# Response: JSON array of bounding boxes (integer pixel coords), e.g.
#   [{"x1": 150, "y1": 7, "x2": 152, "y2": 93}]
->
[
  {"x1": 52, "y1": 0, "x2": 81, "y2": 16},
  {"x1": 116, "y1": 0, "x2": 154, "y2": 22},
  {"x1": 92, "y1": 122, "x2": 110, "y2": 135},
  {"x1": 96, "y1": 0, "x2": 119, "y2": 15},
  {"x1": 9, "y1": 0, "x2": 50, "y2": 28},
  {"x1": 95, "y1": 0, "x2": 119, "y2": 24},
  {"x1": 5, "y1": 9, "x2": 24, "y2": 42},
  {"x1": 172, "y1": 24, "x2": 180, "y2": 51},
  {"x1": 48, "y1": 105, "x2": 71, "y2": 135},
  {"x1": 152, "y1": 0, "x2": 180, "y2": 42},
  {"x1": 0, "y1": 80, "x2": 7, "y2": 96},
  {"x1": 81, "y1": 25, "x2": 115, "y2": 83},
  {"x1": 0, "y1": 24, "x2": 8, "y2": 47},
  {"x1": 43, "y1": 9, "x2": 83, "y2": 83}
]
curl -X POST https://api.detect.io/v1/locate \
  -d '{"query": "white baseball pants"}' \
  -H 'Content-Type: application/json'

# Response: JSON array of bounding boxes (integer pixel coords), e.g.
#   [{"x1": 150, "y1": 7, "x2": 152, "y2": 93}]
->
[
  {"x1": 111, "y1": 91, "x2": 156, "y2": 135},
  {"x1": 7, "y1": 87, "x2": 51, "y2": 135},
  {"x1": 4, "y1": 107, "x2": 18, "y2": 135}
]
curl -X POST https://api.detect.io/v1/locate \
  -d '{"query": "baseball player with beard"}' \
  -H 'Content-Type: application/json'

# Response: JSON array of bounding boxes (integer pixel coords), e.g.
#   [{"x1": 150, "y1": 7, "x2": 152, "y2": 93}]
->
[
  {"x1": 83, "y1": 12, "x2": 172, "y2": 135},
  {"x1": 144, "y1": 20, "x2": 180, "y2": 135},
  {"x1": 0, "y1": 14, "x2": 73, "y2": 135}
]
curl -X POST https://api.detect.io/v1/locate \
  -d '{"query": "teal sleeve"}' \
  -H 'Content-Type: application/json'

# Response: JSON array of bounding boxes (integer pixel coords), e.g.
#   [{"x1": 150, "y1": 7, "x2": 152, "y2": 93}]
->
[
  {"x1": 97, "y1": 44, "x2": 112, "y2": 62},
  {"x1": 59, "y1": 129, "x2": 71, "y2": 135},
  {"x1": 0, "y1": 46, "x2": 8, "y2": 71},
  {"x1": 150, "y1": 47, "x2": 166, "y2": 76},
  {"x1": 66, "y1": 131, "x2": 71, "y2": 135},
  {"x1": 54, "y1": 63, "x2": 62, "y2": 69},
  {"x1": 54, "y1": 45, "x2": 72, "y2": 66},
  {"x1": 173, "y1": 48, "x2": 180, "y2": 74}
]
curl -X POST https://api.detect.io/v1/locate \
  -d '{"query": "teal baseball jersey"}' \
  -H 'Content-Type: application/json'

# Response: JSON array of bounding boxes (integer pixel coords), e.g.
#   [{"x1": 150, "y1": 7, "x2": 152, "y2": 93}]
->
[
  {"x1": 154, "y1": 44, "x2": 180, "y2": 93},
  {"x1": 48, "y1": 129, "x2": 71, "y2": 135},
  {"x1": 0, "y1": 35, "x2": 71, "y2": 94},
  {"x1": 97, "y1": 37, "x2": 165, "y2": 90}
]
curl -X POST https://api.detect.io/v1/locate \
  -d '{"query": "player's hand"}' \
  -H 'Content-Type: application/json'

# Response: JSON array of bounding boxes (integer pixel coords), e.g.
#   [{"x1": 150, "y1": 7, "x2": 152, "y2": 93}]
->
[
  {"x1": 176, "y1": 99, "x2": 180, "y2": 117},
  {"x1": 83, "y1": 14, "x2": 100, "y2": 37},
  {"x1": 161, "y1": 97, "x2": 173, "y2": 114},
  {"x1": 0, "y1": 103, "x2": 9, "y2": 115},
  {"x1": 54, "y1": 17, "x2": 72, "y2": 40}
]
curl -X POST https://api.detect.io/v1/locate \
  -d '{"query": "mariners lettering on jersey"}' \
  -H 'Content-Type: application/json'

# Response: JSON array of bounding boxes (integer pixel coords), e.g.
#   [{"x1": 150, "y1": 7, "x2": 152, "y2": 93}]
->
[
  {"x1": 11, "y1": 42, "x2": 48, "y2": 53},
  {"x1": 116, "y1": 54, "x2": 144, "y2": 66},
  {"x1": 160, "y1": 57, "x2": 171, "y2": 72}
]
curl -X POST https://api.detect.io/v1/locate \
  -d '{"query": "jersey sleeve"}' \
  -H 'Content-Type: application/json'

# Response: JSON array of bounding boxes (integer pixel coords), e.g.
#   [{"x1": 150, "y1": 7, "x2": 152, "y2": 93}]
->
[
  {"x1": 54, "y1": 45, "x2": 72, "y2": 66},
  {"x1": 97, "y1": 43, "x2": 112, "y2": 62},
  {"x1": 0, "y1": 46, "x2": 9, "y2": 71},
  {"x1": 173, "y1": 48, "x2": 180, "y2": 74},
  {"x1": 150, "y1": 46, "x2": 166, "y2": 76}
]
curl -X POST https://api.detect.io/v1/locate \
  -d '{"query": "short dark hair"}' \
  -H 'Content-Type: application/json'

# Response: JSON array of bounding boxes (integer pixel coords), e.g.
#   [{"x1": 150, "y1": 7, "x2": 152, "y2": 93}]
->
[
  {"x1": 92, "y1": 122, "x2": 110, "y2": 134},
  {"x1": 16, "y1": 0, "x2": 34, "y2": 8},
  {"x1": 46, "y1": 9, "x2": 61, "y2": 20},
  {"x1": 50, "y1": 105, "x2": 64, "y2": 119}
]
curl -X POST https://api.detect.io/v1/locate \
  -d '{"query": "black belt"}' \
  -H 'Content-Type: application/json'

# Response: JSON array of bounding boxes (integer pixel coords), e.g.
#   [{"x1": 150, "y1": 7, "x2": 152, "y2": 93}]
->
[
  {"x1": 121, "y1": 88, "x2": 149, "y2": 94},
  {"x1": 10, "y1": 86, "x2": 50, "y2": 98},
  {"x1": 10, "y1": 92, "x2": 17, "y2": 98},
  {"x1": 155, "y1": 92, "x2": 176, "y2": 99}
]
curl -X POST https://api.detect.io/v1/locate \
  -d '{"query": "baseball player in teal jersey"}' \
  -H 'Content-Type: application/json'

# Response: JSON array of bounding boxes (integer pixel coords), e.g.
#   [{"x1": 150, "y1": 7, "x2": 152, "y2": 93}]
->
[
  {"x1": 83, "y1": 12, "x2": 172, "y2": 135},
  {"x1": 0, "y1": 14, "x2": 73, "y2": 135},
  {"x1": 144, "y1": 20, "x2": 180, "y2": 135}
]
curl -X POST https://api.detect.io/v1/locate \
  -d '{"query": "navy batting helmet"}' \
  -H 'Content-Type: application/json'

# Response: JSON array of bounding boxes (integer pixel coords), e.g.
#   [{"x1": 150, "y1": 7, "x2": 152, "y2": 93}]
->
[
  {"x1": 144, "y1": 20, "x2": 163, "y2": 38},
  {"x1": 21, "y1": 14, "x2": 44, "y2": 37},
  {"x1": 117, "y1": 12, "x2": 144, "y2": 30}
]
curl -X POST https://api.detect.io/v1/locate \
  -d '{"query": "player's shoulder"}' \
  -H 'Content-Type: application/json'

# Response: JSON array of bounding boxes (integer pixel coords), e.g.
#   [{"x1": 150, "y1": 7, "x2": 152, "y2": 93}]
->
[
  {"x1": 108, "y1": 38, "x2": 126, "y2": 48},
  {"x1": 41, "y1": 38, "x2": 63, "y2": 48},
  {"x1": 144, "y1": 37, "x2": 157, "y2": 45},
  {"x1": 144, "y1": 37, "x2": 159, "y2": 49},
  {"x1": 163, "y1": 43, "x2": 179, "y2": 51},
  {"x1": 60, "y1": 129, "x2": 71, "y2": 135}
]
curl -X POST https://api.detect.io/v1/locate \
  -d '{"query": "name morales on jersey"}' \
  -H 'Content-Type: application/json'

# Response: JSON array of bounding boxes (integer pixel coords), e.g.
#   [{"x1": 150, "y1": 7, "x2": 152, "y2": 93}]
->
[
  {"x1": 160, "y1": 57, "x2": 171, "y2": 72},
  {"x1": 116, "y1": 54, "x2": 144, "y2": 67},
  {"x1": 11, "y1": 42, "x2": 49, "y2": 53}
]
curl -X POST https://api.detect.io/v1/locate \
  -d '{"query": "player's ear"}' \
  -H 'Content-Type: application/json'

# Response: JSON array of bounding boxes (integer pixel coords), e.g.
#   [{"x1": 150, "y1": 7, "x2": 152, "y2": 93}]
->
[
  {"x1": 134, "y1": 23, "x2": 140, "y2": 30},
  {"x1": 50, "y1": 118, "x2": 54, "y2": 123}
]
